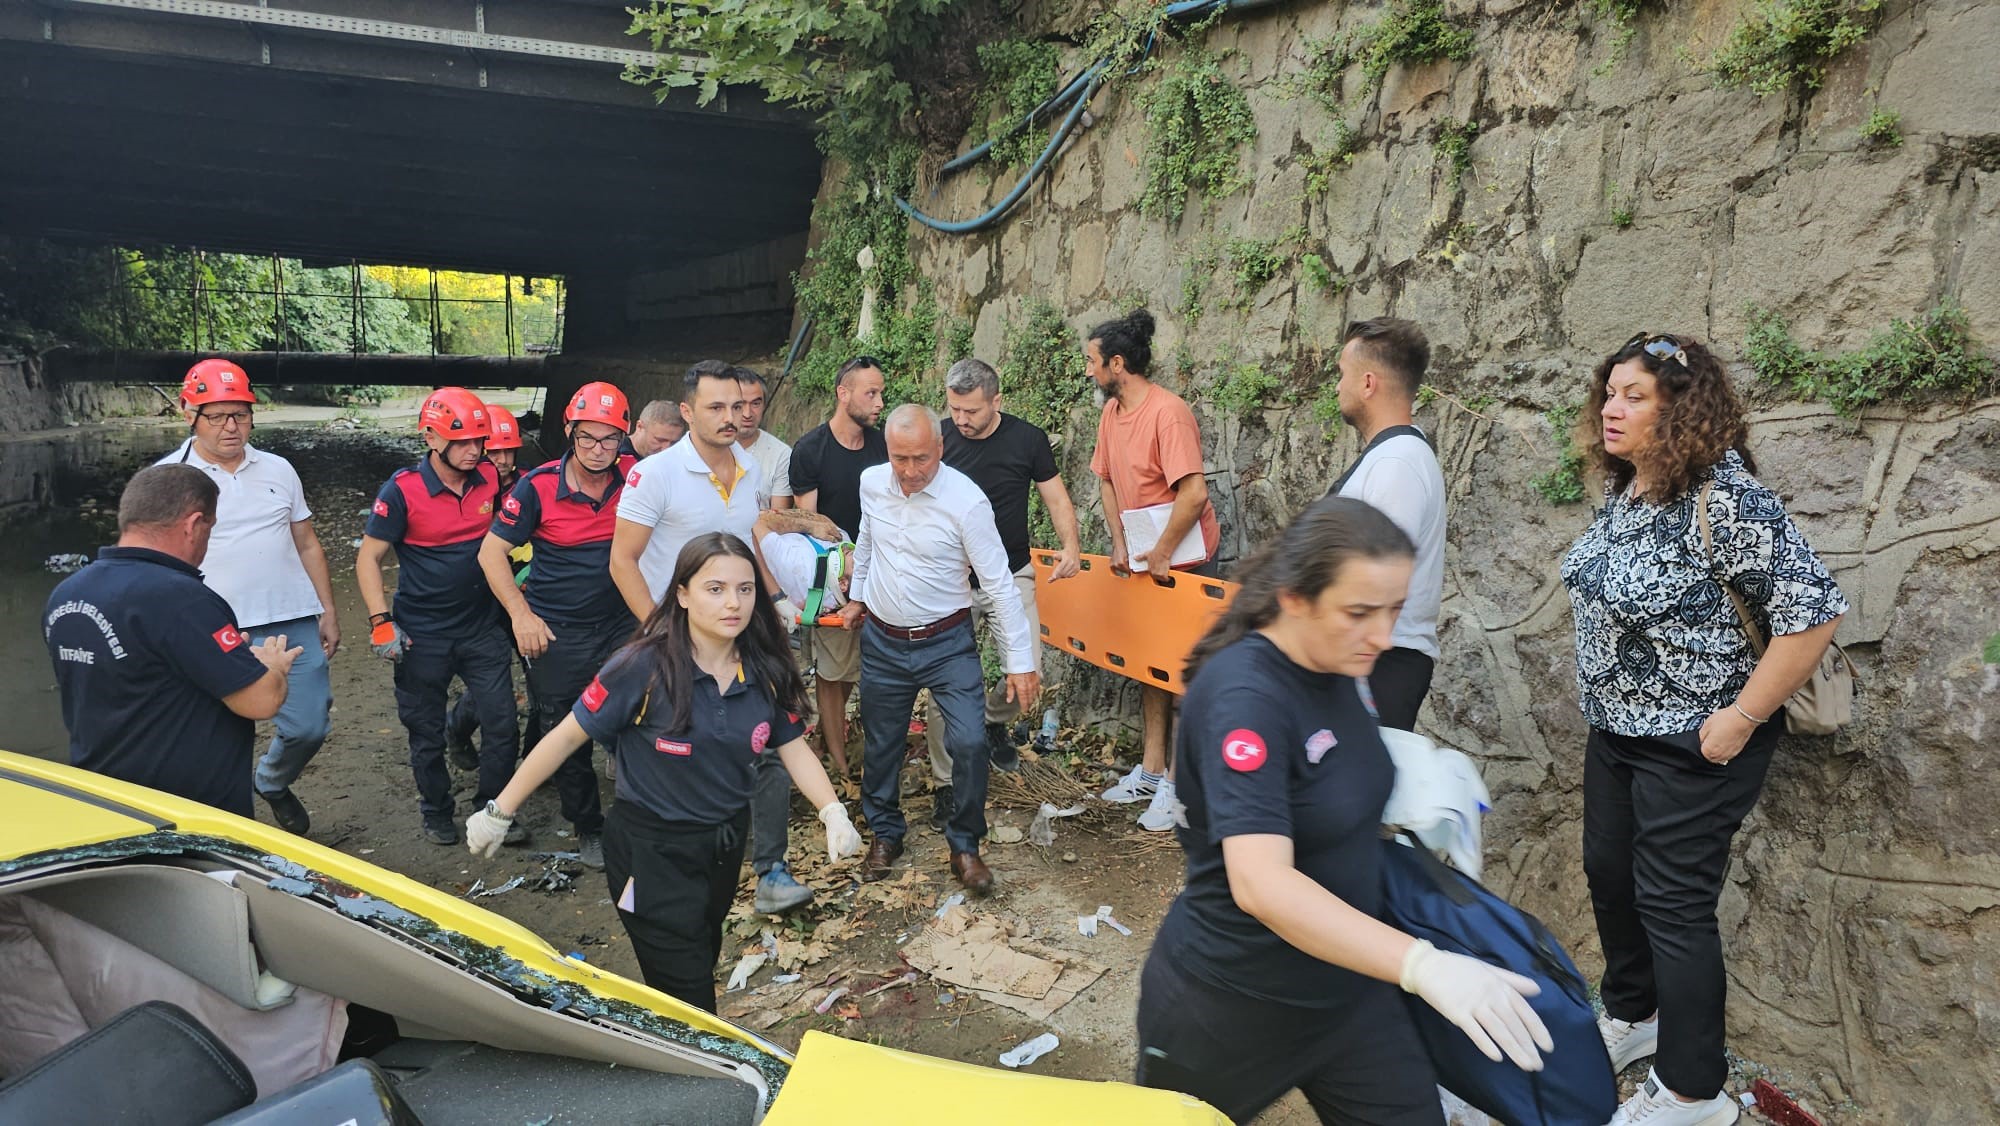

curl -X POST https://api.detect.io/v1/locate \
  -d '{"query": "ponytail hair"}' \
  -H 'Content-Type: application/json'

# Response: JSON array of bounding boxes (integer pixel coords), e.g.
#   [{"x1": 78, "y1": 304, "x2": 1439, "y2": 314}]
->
[
  {"x1": 1183, "y1": 496, "x2": 1415, "y2": 683},
  {"x1": 1087, "y1": 308, "x2": 1156, "y2": 376}
]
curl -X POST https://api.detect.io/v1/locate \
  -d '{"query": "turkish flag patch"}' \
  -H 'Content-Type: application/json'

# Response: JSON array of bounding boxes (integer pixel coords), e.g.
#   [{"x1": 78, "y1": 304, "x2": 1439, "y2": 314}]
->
[
  {"x1": 656, "y1": 738, "x2": 691, "y2": 756},
  {"x1": 372, "y1": 498, "x2": 390, "y2": 517},
  {"x1": 1221, "y1": 728, "x2": 1268, "y2": 773},
  {"x1": 626, "y1": 468, "x2": 643, "y2": 488},
  {"x1": 212, "y1": 624, "x2": 245, "y2": 652},
  {"x1": 580, "y1": 677, "x2": 608, "y2": 712},
  {"x1": 502, "y1": 495, "x2": 521, "y2": 515}
]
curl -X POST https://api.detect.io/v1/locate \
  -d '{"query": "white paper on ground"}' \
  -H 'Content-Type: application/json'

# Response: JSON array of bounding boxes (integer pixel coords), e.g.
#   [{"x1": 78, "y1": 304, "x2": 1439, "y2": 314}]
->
[{"x1": 999, "y1": 1032, "x2": 1060, "y2": 1069}]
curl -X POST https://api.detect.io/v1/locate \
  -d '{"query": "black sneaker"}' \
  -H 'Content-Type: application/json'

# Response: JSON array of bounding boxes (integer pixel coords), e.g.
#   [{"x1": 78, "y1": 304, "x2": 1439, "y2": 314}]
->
[
  {"x1": 930, "y1": 784, "x2": 954, "y2": 832},
  {"x1": 504, "y1": 819, "x2": 530, "y2": 847},
  {"x1": 987, "y1": 722, "x2": 1020, "y2": 773},
  {"x1": 259, "y1": 788, "x2": 312, "y2": 836},
  {"x1": 447, "y1": 732, "x2": 479, "y2": 774},
  {"x1": 423, "y1": 820, "x2": 459, "y2": 846}
]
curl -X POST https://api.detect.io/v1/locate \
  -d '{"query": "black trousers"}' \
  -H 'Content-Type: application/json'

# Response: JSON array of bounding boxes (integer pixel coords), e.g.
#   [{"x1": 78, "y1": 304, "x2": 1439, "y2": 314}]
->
[
  {"x1": 1135, "y1": 949, "x2": 1443, "y2": 1126},
  {"x1": 1582, "y1": 722, "x2": 1778, "y2": 1099},
  {"x1": 602, "y1": 800, "x2": 749, "y2": 1014},
  {"x1": 523, "y1": 614, "x2": 632, "y2": 836},
  {"x1": 1368, "y1": 647, "x2": 1434, "y2": 732},
  {"x1": 392, "y1": 620, "x2": 518, "y2": 824}
]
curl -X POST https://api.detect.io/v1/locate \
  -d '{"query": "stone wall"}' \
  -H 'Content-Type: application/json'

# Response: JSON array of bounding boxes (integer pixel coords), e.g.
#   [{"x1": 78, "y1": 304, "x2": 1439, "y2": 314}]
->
[{"x1": 838, "y1": 0, "x2": 2000, "y2": 1117}]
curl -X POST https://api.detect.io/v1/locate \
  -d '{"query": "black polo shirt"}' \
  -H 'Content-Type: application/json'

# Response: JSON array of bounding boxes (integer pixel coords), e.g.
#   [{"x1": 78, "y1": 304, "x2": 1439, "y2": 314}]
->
[
  {"x1": 571, "y1": 646, "x2": 807, "y2": 825},
  {"x1": 941, "y1": 413, "x2": 1060, "y2": 573},
  {"x1": 43, "y1": 546, "x2": 268, "y2": 816},
  {"x1": 491, "y1": 451, "x2": 635, "y2": 626},
  {"x1": 364, "y1": 456, "x2": 502, "y2": 637},
  {"x1": 789, "y1": 422, "x2": 886, "y2": 541},
  {"x1": 1155, "y1": 633, "x2": 1395, "y2": 1007}
]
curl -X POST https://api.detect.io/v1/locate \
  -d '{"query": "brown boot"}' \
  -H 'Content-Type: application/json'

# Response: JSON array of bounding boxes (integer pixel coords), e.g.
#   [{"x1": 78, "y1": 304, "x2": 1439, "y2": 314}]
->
[
  {"x1": 862, "y1": 838, "x2": 904, "y2": 883},
  {"x1": 950, "y1": 851, "x2": 994, "y2": 897}
]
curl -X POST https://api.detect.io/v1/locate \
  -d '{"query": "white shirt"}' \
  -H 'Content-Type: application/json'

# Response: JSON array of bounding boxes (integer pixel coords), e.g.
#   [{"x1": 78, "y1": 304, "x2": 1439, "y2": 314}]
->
[
  {"x1": 849, "y1": 463, "x2": 1034, "y2": 674},
  {"x1": 1337, "y1": 431, "x2": 1446, "y2": 658},
  {"x1": 740, "y1": 430, "x2": 793, "y2": 510},
  {"x1": 760, "y1": 532, "x2": 846, "y2": 611},
  {"x1": 616, "y1": 436, "x2": 761, "y2": 602},
  {"x1": 156, "y1": 439, "x2": 322, "y2": 628}
]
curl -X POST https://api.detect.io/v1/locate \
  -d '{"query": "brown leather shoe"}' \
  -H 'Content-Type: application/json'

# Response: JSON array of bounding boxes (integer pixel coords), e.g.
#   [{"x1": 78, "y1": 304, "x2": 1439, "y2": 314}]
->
[
  {"x1": 862, "y1": 838, "x2": 904, "y2": 883},
  {"x1": 950, "y1": 850, "x2": 994, "y2": 897}
]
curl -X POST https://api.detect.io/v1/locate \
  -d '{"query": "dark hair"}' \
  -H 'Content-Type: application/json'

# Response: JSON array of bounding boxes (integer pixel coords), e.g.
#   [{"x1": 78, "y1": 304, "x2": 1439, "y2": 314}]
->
[
  {"x1": 684, "y1": 359, "x2": 734, "y2": 398},
  {"x1": 624, "y1": 533, "x2": 811, "y2": 737},
  {"x1": 730, "y1": 365, "x2": 768, "y2": 391},
  {"x1": 118, "y1": 464, "x2": 218, "y2": 532},
  {"x1": 836, "y1": 355, "x2": 883, "y2": 388},
  {"x1": 1578, "y1": 333, "x2": 1755, "y2": 504},
  {"x1": 1087, "y1": 308, "x2": 1156, "y2": 376},
  {"x1": 1343, "y1": 317, "x2": 1429, "y2": 400},
  {"x1": 1183, "y1": 496, "x2": 1415, "y2": 683}
]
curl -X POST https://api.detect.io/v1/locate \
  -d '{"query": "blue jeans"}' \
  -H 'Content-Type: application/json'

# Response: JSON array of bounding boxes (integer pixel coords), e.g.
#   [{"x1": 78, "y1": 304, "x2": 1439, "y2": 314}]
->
[
  {"x1": 858, "y1": 618, "x2": 988, "y2": 854},
  {"x1": 393, "y1": 619, "x2": 519, "y2": 824},
  {"x1": 249, "y1": 615, "x2": 332, "y2": 798}
]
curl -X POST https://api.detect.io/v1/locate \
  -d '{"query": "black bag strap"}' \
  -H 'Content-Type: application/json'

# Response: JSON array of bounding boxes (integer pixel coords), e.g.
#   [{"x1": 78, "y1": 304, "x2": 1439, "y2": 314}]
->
[{"x1": 1328, "y1": 425, "x2": 1429, "y2": 496}]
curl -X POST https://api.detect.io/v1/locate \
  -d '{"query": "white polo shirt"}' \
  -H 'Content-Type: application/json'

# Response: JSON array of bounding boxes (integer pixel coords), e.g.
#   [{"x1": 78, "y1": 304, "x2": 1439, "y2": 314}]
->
[
  {"x1": 616, "y1": 436, "x2": 762, "y2": 602},
  {"x1": 740, "y1": 430, "x2": 793, "y2": 511},
  {"x1": 156, "y1": 439, "x2": 322, "y2": 629},
  {"x1": 1336, "y1": 431, "x2": 1446, "y2": 659}
]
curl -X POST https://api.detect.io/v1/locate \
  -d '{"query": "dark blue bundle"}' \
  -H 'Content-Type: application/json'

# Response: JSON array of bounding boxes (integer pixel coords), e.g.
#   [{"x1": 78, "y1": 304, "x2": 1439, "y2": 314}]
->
[{"x1": 1378, "y1": 839, "x2": 1618, "y2": 1126}]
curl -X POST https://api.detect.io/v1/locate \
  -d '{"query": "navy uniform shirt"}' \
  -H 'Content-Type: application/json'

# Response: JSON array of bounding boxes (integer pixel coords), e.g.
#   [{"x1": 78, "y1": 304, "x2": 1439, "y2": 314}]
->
[
  {"x1": 1155, "y1": 633, "x2": 1396, "y2": 1007},
  {"x1": 364, "y1": 456, "x2": 502, "y2": 637},
  {"x1": 941, "y1": 413, "x2": 1060, "y2": 574},
  {"x1": 571, "y1": 646, "x2": 806, "y2": 825},
  {"x1": 490, "y1": 451, "x2": 636, "y2": 626},
  {"x1": 43, "y1": 546, "x2": 269, "y2": 815}
]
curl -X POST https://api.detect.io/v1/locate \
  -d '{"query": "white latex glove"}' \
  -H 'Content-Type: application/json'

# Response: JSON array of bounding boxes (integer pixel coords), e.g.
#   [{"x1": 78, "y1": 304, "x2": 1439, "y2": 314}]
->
[
  {"x1": 465, "y1": 805, "x2": 513, "y2": 859},
  {"x1": 773, "y1": 597, "x2": 802, "y2": 634},
  {"x1": 818, "y1": 801, "x2": 864, "y2": 863},
  {"x1": 1399, "y1": 939, "x2": 1552, "y2": 1072}
]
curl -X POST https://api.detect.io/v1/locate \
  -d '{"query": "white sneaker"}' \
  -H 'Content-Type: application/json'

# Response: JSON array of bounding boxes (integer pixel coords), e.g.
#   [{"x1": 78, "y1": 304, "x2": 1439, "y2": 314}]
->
[
  {"x1": 1609, "y1": 1068, "x2": 1738, "y2": 1126},
  {"x1": 1101, "y1": 765, "x2": 1160, "y2": 804},
  {"x1": 1600, "y1": 1013, "x2": 1659, "y2": 1072},
  {"x1": 1136, "y1": 778, "x2": 1183, "y2": 832}
]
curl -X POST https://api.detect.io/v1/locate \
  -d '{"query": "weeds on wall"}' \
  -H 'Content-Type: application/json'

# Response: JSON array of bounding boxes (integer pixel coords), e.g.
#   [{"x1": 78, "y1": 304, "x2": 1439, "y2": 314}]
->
[
  {"x1": 1586, "y1": 0, "x2": 1655, "y2": 74},
  {"x1": 1433, "y1": 118, "x2": 1479, "y2": 190},
  {"x1": 1859, "y1": 106, "x2": 1902, "y2": 147},
  {"x1": 969, "y1": 39, "x2": 1064, "y2": 170},
  {"x1": 1288, "y1": 2, "x2": 1475, "y2": 196},
  {"x1": 1300, "y1": 253, "x2": 1348, "y2": 295},
  {"x1": 1531, "y1": 402, "x2": 1589, "y2": 504},
  {"x1": 1710, "y1": 0, "x2": 1882, "y2": 95},
  {"x1": 1745, "y1": 302, "x2": 1997, "y2": 418},
  {"x1": 998, "y1": 296, "x2": 1093, "y2": 436},
  {"x1": 1985, "y1": 632, "x2": 2000, "y2": 664},
  {"x1": 1210, "y1": 361, "x2": 1287, "y2": 414},
  {"x1": 1137, "y1": 40, "x2": 1259, "y2": 224}
]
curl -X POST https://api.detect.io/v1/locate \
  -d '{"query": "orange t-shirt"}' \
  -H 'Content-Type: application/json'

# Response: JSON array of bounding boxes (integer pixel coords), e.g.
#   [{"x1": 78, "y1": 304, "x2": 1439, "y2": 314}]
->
[{"x1": 1090, "y1": 383, "x2": 1219, "y2": 562}]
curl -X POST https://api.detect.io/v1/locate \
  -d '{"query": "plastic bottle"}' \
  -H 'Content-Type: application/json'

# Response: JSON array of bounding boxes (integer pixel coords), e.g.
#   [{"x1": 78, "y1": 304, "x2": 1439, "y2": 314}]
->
[{"x1": 1036, "y1": 708, "x2": 1059, "y2": 751}]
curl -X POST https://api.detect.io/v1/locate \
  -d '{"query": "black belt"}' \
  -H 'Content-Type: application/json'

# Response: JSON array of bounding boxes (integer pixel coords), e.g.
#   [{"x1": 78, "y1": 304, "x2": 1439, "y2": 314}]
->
[{"x1": 868, "y1": 607, "x2": 970, "y2": 641}]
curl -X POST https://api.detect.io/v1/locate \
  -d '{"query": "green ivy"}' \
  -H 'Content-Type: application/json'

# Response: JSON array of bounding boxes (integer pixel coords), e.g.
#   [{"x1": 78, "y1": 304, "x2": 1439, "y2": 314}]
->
[
  {"x1": 998, "y1": 296, "x2": 1092, "y2": 435},
  {"x1": 969, "y1": 39, "x2": 1064, "y2": 169},
  {"x1": 1859, "y1": 106, "x2": 1902, "y2": 147},
  {"x1": 1984, "y1": 632, "x2": 2000, "y2": 664},
  {"x1": 1300, "y1": 253, "x2": 1348, "y2": 295},
  {"x1": 1531, "y1": 402, "x2": 1588, "y2": 505},
  {"x1": 1586, "y1": 0, "x2": 1653, "y2": 74},
  {"x1": 1301, "y1": 121, "x2": 1363, "y2": 194},
  {"x1": 1433, "y1": 118, "x2": 1479, "y2": 190},
  {"x1": 1711, "y1": 0, "x2": 1882, "y2": 96},
  {"x1": 1225, "y1": 237, "x2": 1286, "y2": 293},
  {"x1": 1745, "y1": 302, "x2": 1996, "y2": 418},
  {"x1": 1349, "y1": 1, "x2": 1476, "y2": 91},
  {"x1": 1211, "y1": 361, "x2": 1284, "y2": 414},
  {"x1": 1137, "y1": 41, "x2": 1258, "y2": 224}
]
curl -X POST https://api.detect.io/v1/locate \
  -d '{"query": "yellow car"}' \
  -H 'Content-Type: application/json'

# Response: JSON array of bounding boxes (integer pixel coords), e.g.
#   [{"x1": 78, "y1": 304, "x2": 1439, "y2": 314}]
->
[{"x1": 0, "y1": 749, "x2": 1223, "y2": 1125}]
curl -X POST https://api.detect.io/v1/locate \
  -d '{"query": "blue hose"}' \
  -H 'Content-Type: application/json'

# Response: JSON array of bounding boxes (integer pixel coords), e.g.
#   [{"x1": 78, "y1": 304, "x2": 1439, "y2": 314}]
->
[{"x1": 896, "y1": 68, "x2": 1105, "y2": 234}]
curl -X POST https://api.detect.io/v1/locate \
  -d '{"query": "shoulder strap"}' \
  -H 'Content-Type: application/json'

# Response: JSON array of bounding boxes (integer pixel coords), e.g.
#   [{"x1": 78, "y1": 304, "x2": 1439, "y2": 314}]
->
[
  {"x1": 1328, "y1": 425, "x2": 1430, "y2": 497},
  {"x1": 802, "y1": 538, "x2": 835, "y2": 621},
  {"x1": 1697, "y1": 479, "x2": 1768, "y2": 658}
]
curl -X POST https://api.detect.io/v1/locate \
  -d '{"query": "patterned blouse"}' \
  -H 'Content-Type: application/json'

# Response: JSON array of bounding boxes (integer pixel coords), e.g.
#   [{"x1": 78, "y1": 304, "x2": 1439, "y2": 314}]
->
[{"x1": 1561, "y1": 450, "x2": 1848, "y2": 736}]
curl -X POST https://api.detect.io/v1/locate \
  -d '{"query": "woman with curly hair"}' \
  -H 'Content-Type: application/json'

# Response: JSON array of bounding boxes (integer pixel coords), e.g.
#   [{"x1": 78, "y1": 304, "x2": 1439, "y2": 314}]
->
[{"x1": 1561, "y1": 333, "x2": 1847, "y2": 1126}]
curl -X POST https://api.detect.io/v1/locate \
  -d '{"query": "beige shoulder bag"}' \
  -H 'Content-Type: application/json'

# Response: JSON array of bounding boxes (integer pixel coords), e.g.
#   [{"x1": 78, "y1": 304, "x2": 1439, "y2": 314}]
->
[{"x1": 1696, "y1": 481, "x2": 1857, "y2": 735}]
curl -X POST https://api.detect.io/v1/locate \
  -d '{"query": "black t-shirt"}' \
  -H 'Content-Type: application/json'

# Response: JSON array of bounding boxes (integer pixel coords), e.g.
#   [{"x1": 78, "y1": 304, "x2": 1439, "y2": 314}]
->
[
  {"x1": 44, "y1": 547, "x2": 268, "y2": 816},
  {"x1": 571, "y1": 646, "x2": 807, "y2": 825},
  {"x1": 1155, "y1": 633, "x2": 1396, "y2": 1007},
  {"x1": 941, "y1": 413, "x2": 1059, "y2": 573},
  {"x1": 788, "y1": 422, "x2": 886, "y2": 541}
]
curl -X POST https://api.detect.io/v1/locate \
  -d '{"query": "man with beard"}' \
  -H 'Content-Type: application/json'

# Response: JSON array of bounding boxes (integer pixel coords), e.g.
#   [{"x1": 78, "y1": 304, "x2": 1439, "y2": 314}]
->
[{"x1": 479, "y1": 381, "x2": 637, "y2": 869}]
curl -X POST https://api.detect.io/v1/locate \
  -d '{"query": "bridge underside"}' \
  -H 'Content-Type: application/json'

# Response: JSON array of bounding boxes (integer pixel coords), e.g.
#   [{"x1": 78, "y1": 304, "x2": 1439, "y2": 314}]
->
[{"x1": 44, "y1": 348, "x2": 548, "y2": 387}]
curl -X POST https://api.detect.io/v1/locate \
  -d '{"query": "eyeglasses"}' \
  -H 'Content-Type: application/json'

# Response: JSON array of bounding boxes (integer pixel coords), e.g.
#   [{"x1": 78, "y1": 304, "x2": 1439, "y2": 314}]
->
[
  {"x1": 571, "y1": 429, "x2": 622, "y2": 451},
  {"x1": 197, "y1": 410, "x2": 252, "y2": 429},
  {"x1": 1623, "y1": 332, "x2": 1689, "y2": 370}
]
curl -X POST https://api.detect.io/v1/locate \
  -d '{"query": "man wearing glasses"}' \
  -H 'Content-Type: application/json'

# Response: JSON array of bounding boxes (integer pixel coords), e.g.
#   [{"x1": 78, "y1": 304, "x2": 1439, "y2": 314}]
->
[
  {"x1": 157, "y1": 359, "x2": 338, "y2": 836},
  {"x1": 476, "y1": 381, "x2": 637, "y2": 869}
]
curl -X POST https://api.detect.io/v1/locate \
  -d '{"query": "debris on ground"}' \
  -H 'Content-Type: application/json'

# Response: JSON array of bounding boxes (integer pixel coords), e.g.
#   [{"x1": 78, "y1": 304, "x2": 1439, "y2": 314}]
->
[
  {"x1": 998, "y1": 1032, "x2": 1061, "y2": 1069},
  {"x1": 467, "y1": 875, "x2": 524, "y2": 899},
  {"x1": 42, "y1": 553, "x2": 90, "y2": 574},
  {"x1": 901, "y1": 902, "x2": 1107, "y2": 1023},
  {"x1": 1028, "y1": 801, "x2": 1085, "y2": 845}
]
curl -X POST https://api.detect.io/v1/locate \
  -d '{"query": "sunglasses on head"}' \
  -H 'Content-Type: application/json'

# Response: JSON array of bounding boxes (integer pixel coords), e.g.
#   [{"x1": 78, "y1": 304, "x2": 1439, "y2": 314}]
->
[{"x1": 1622, "y1": 332, "x2": 1689, "y2": 370}]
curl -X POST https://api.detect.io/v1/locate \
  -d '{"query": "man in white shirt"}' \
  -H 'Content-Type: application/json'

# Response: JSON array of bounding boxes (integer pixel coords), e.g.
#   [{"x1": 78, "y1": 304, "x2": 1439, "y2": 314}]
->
[
  {"x1": 731, "y1": 366, "x2": 794, "y2": 512},
  {"x1": 157, "y1": 359, "x2": 338, "y2": 836},
  {"x1": 840, "y1": 405, "x2": 1039, "y2": 896},
  {"x1": 1327, "y1": 317, "x2": 1447, "y2": 731}
]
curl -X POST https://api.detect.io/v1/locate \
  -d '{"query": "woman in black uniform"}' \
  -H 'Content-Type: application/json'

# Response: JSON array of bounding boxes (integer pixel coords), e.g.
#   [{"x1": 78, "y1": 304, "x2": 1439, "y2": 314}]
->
[
  {"x1": 1136, "y1": 497, "x2": 1550, "y2": 1125},
  {"x1": 466, "y1": 532, "x2": 865, "y2": 1011}
]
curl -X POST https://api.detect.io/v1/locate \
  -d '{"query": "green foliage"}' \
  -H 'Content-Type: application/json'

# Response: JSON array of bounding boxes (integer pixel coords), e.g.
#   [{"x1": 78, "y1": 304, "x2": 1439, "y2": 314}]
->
[
  {"x1": 1984, "y1": 632, "x2": 2000, "y2": 665},
  {"x1": 998, "y1": 296, "x2": 1092, "y2": 435},
  {"x1": 1300, "y1": 253, "x2": 1349, "y2": 295},
  {"x1": 1744, "y1": 302, "x2": 1997, "y2": 418},
  {"x1": 1348, "y1": 1, "x2": 1476, "y2": 92},
  {"x1": 1711, "y1": 0, "x2": 1881, "y2": 96},
  {"x1": 1177, "y1": 239, "x2": 1222, "y2": 325},
  {"x1": 1586, "y1": 0, "x2": 1653, "y2": 74},
  {"x1": 1211, "y1": 361, "x2": 1283, "y2": 414},
  {"x1": 1301, "y1": 121, "x2": 1363, "y2": 195},
  {"x1": 1312, "y1": 378, "x2": 1345, "y2": 427},
  {"x1": 969, "y1": 39, "x2": 1063, "y2": 169},
  {"x1": 1137, "y1": 41, "x2": 1258, "y2": 224},
  {"x1": 1225, "y1": 237, "x2": 1286, "y2": 293},
  {"x1": 1433, "y1": 118, "x2": 1479, "y2": 189},
  {"x1": 1532, "y1": 402, "x2": 1588, "y2": 505},
  {"x1": 1859, "y1": 106, "x2": 1902, "y2": 147},
  {"x1": 944, "y1": 314, "x2": 975, "y2": 363},
  {"x1": 1611, "y1": 204, "x2": 1636, "y2": 229}
]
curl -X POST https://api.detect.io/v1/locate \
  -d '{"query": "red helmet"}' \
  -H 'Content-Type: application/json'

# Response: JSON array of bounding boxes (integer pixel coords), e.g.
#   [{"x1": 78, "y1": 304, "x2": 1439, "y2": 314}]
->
[
  {"x1": 486, "y1": 405, "x2": 522, "y2": 450},
  {"x1": 418, "y1": 387, "x2": 493, "y2": 442},
  {"x1": 181, "y1": 358, "x2": 255, "y2": 408},
  {"x1": 565, "y1": 381, "x2": 631, "y2": 433}
]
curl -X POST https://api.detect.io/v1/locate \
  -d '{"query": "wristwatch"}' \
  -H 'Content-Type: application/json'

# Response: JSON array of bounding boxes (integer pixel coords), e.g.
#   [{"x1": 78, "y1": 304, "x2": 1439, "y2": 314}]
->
[{"x1": 483, "y1": 800, "x2": 513, "y2": 822}]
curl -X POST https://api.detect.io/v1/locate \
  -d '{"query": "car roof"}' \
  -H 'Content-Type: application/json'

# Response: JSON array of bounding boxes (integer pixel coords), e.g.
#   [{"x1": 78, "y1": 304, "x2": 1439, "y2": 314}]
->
[{"x1": 0, "y1": 755, "x2": 169, "y2": 861}]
